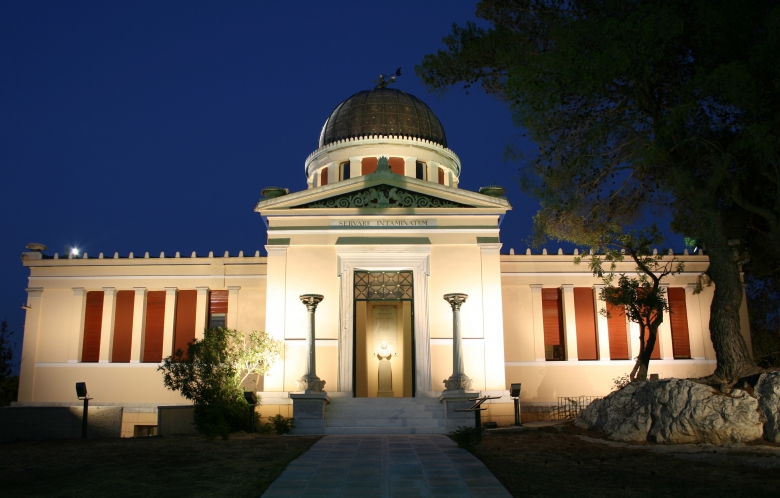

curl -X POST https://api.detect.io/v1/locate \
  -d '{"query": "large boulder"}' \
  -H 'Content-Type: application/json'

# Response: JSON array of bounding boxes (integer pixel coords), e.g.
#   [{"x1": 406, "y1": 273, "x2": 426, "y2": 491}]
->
[
  {"x1": 576, "y1": 378, "x2": 763, "y2": 444},
  {"x1": 756, "y1": 372, "x2": 780, "y2": 443}
]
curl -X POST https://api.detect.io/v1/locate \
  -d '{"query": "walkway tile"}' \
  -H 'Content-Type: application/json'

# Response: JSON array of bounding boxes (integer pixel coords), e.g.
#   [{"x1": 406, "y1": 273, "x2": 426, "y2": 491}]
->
[{"x1": 262, "y1": 435, "x2": 510, "y2": 498}]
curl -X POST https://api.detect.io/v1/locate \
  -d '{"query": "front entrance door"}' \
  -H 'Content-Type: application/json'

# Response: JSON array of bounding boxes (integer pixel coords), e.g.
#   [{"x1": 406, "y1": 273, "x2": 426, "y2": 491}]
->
[{"x1": 353, "y1": 271, "x2": 415, "y2": 397}]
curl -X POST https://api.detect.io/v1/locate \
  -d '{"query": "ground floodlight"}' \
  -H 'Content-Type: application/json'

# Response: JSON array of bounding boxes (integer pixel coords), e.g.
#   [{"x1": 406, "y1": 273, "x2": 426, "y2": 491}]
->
[
  {"x1": 510, "y1": 383, "x2": 521, "y2": 398},
  {"x1": 76, "y1": 382, "x2": 88, "y2": 399},
  {"x1": 244, "y1": 391, "x2": 258, "y2": 405}
]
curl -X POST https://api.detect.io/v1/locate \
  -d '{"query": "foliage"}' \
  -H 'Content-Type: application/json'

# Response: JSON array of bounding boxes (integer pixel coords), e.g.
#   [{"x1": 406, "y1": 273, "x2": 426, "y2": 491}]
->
[
  {"x1": 0, "y1": 376, "x2": 19, "y2": 406},
  {"x1": 417, "y1": 0, "x2": 780, "y2": 381},
  {"x1": 745, "y1": 273, "x2": 780, "y2": 368},
  {"x1": 158, "y1": 327, "x2": 282, "y2": 438},
  {"x1": 612, "y1": 374, "x2": 631, "y2": 392},
  {"x1": 577, "y1": 226, "x2": 684, "y2": 381},
  {"x1": 0, "y1": 320, "x2": 16, "y2": 380},
  {"x1": 452, "y1": 425, "x2": 479, "y2": 450},
  {"x1": 264, "y1": 415, "x2": 296, "y2": 435}
]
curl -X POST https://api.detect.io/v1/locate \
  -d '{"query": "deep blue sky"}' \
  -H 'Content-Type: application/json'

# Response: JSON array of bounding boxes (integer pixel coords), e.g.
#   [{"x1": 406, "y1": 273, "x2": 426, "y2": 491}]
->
[{"x1": 0, "y1": 2, "x2": 680, "y2": 366}]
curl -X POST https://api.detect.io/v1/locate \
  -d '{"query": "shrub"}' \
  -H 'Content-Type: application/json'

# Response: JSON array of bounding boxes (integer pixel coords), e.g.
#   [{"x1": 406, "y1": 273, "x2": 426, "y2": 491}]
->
[
  {"x1": 264, "y1": 415, "x2": 296, "y2": 435},
  {"x1": 451, "y1": 425, "x2": 478, "y2": 450}
]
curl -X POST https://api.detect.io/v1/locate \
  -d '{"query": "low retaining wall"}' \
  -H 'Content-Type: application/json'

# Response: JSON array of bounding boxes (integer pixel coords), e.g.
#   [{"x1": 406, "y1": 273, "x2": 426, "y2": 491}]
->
[
  {"x1": 0, "y1": 406, "x2": 123, "y2": 442},
  {"x1": 157, "y1": 405, "x2": 197, "y2": 436}
]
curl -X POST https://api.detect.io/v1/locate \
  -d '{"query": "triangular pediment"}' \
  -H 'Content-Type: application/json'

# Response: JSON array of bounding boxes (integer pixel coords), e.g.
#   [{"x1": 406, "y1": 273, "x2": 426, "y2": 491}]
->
[{"x1": 255, "y1": 169, "x2": 510, "y2": 212}]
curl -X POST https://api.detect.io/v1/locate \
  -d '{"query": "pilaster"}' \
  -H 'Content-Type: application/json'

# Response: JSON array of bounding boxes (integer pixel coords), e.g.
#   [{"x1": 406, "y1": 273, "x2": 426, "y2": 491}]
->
[
  {"x1": 264, "y1": 243, "x2": 289, "y2": 392},
  {"x1": 593, "y1": 285, "x2": 611, "y2": 360},
  {"x1": 162, "y1": 287, "x2": 178, "y2": 359},
  {"x1": 349, "y1": 156, "x2": 362, "y2": 177},
  {"x1": 18, "y1": 287, "x2": 44, "y2": 402},
  {"x1": 659, "y1": 285, "x2": 674, "y2": 359},
  {"x1": 130, "y1": 287, "x2": 147, "y2": 363},
  {"x1": 529, "y1": 285, "x2": 545, "y2": 361},
  {"x1": 67, "y1": 287, "x2": 86, "y2": 363},
  {"x1": 195, "y1": 287, "x2": 209, "y2": 340},
  {"x1": 403, "y1": 156, "x2": 417, "y2": 177},
  {"x1": 629, "y1": 321, "x2": 641, "y2": 359},
  {"x1": 478, "y1": 241, "x2": 506, "y2": 390},
  {"x1": 227, "y1": 286, "x2": 241, "y2": 329},
  {"x1": 98, "y1": 287, "x2": 117, "y2": 363},
  {"x1": 561, "y1": 285, "x2": 578, "y2": 361}
]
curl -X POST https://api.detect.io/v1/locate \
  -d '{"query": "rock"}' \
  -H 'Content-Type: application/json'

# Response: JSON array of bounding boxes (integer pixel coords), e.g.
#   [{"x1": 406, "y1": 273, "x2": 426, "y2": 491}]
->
[
  {"x1": 756, "y1": 372, "x2": 780, "y2": 443},
  {"x1": 576, "y1": 378, "x2": 763, "y2": 444}
]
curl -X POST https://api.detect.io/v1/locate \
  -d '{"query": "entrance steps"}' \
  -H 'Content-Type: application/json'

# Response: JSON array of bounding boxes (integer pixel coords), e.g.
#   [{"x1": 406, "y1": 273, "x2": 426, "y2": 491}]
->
[{"x1": 309, "y1": 397, "x2": 446, "y2": 435}]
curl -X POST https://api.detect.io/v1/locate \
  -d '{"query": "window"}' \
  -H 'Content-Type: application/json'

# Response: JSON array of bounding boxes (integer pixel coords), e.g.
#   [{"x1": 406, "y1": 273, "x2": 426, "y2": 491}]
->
[
  {"x1": 573, "y1": 288, "x2": 598, "y2": 360},
  {"x1": 143, "y1": 291, "x2": 166, "y2": 363},
  {"x1": 668, "y1": 287, "x2": 692, "y2": 359},
  {"x1": 111, "y1": 290, "x2": 135, "y2": 363},
  {"x1": 320, "y1": 167, "x2": 329, "y2": 186},
  {"x1": 173, "y1": 290, "x2": 197, "y2": 358},
  {"x1": 437, "y1": 167, "x2": 445, "y2": 185},
  {"x1": 81, "y1": 291, "x2": 104, "y2": 362},
  {"x1": 209, "y1": 290, "x2": 229, "y2": 328},
  {"x1": 339, "y1": 161, "x2": 351, "y2": 180},
  {"x1": 134, "y1": 425, "x2": 158, "y2": 437},
  {"x1": 542, "y1": 288, "x2": 565, "y2": 360},
  {"x1": 415, "y1": 161, "x2": 426, "y2": 180}
]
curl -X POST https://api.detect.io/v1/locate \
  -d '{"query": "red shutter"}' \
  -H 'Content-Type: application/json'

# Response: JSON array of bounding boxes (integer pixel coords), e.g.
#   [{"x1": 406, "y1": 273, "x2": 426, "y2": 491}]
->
[
  {"x1": 574, "y1": 288, "x2": 598, "y2": 360},
  {"x1": 388, "y1": 157, "x2": 405, "y2": 175},
  {"x1": 606, "y1": 303, "x2": 629, "y2": 360},
  {"x1": 362, "y1": 157, "x2": 377, "y2": 174},
  {"x1": 111, "y1": 290, "x2": 134, "y2": 363},
  {"x1": 143, "y1": 291, "x2": 166, "y2": 363},
  {"x1": 542, "y1": 288, "x2": 565, "y2": 359},
  {"x1": 437, "y1": 167, "x2": 445, "y2": 185},
  {"x1": 668, "y1": 287, "x2": 692, "y2": 359},
  {"x1": 209, "y1": 290, "x2": 228, "y2": 315},
  {"x1": 320, "y1": 167, "x2": 328, "y2": 186},
  {"x1": 81, "y1": 291, "x2": 104, "y2": 362},
  {"x1": 174, "y1": 290, "x2": 198, "y2": 358}
]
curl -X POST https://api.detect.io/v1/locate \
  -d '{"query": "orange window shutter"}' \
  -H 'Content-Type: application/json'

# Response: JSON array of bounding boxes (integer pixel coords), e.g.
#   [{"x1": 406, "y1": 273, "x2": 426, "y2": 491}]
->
[
  {"x1": 173, "y1": 290, "x2": 198, "y2": 358},
  {"x1": 81, "y1": 291, "x2": 104, "y2": 362},
  {"x1": 606, "y1": 303, "x2": 629, "y2": 360},
  {"x1": 388, "y1": 157, "x2": 405, "y2": 175},
  {"x1": 668, "y1": 287, "x2": 692, "y2": 358},
  {"x1": 143, "y1": 291, "x2": 166, "y2": 363},
  {"x1": 362, "y1": 157, "x2": 377, "y2": 174},
  {"x1": 111, "y1": 290, "x2": 135, "y2": 363},
  {"x1": 438, "y1": 167, "x2": 445, "y2": 185},
  {"x1": 209, "y1": 290, "x2": 229, "y2": 325},
  {"x1": 574, "y1": 288, "x2": 598, "y2": 360},
  {"x1": 542, "y1": 288, "x2": 564, "y2": 347},
  {"x1": 320, "y1": 168, "x2": 328, "y2": 186}
]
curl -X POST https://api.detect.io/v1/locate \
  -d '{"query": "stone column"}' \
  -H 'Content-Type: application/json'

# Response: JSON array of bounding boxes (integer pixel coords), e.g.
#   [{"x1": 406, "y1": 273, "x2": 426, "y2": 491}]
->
[
  {"x1": 227, "y1": 286, "x2": 241, "y2": 330},
  {"x1": 130, "y1": 287, "x2": 147, "y2": 363},
  {"x1": 593, "y1": 285, "x2": 611, "y2": 360},
  {"x1": 99, "y1": 287, "x2": 117, "y2": 363},
  {"x1": 560, "y1": 284, "x2": 578, "y2": 361},
  {"x1": 162, "y1": 287, "x2": 178, "y2": 359},
  {"x1": 297, "y1": 294, "x2": 326, "y2": 393},
  {"x1": 443, "y1": 293, "x2": 472, "y2": 392},
  {"x1": 529, "y1": 285, "x2": 546, "y2": 361},
  {"x1": 68, "y1": 287, "x2": 87, "y2": 363},
  {"x1": 194, "y1": 287, "x2": 209, "y2": 340}
]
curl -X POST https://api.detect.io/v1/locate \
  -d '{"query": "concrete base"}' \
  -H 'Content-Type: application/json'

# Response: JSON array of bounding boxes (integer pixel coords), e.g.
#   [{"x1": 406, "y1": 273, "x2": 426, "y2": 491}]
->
[
  {"x1": 439, "y1": 391, "x2": 479, "y2": 432},
  {"x1": 290, "y1": 392, "x2": 330, "y2": 434}
]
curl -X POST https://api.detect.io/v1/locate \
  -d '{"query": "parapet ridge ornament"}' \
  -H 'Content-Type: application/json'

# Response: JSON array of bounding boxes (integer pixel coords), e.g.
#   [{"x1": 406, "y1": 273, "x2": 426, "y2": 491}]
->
[{"x1": 304, "y1": 185, "x2": 467, "y2": 209}]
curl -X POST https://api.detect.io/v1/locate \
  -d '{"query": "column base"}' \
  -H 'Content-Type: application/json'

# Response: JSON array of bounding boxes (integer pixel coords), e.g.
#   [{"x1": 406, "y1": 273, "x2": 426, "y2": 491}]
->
[
  {"x1": 439, "y1": 391, "x2": 479, "y2": 433},
  {"x1": 290, "y1": 392, "x2": 330, "y2": 434}
]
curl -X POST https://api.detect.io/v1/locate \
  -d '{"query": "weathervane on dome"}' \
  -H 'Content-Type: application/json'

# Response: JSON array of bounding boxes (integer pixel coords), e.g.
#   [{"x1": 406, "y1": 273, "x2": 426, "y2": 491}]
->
[{"x1": 375, "y1": 67, "x2": 402, "y2": 88}]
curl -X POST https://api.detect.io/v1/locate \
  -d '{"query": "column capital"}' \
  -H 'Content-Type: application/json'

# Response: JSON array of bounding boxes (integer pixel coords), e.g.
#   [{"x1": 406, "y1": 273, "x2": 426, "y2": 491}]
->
[
  {"x1": 443, "y1": 293, "x2": 468, "y2": 311},
  {"x1": 164, "y1": 287, "x2": 178, "y2": 295},
  {"x1": 102, "y1": 287, "x2": 116, "y2": 295},
  {"x1": 72, "y1": 287, "x2": 86, "y2": 296},
  {"x1": 133, "y1": 287, "x2": 147, "y2": 294},
  {"x1": 560, "y1": 284, "x2": 574, "y2": 291},
  {"x1": 228, "y1": 286, "x2": 241, "y2": 292},
  {"x1": 26, "y1": 287, "x2": 44, "y2": 297},
  {"x1": 529, "y1": 284, "x2": 543, "y2": 291},
  {"x1": 300, "y1": 294, "x2": 324, "y2": 311}
]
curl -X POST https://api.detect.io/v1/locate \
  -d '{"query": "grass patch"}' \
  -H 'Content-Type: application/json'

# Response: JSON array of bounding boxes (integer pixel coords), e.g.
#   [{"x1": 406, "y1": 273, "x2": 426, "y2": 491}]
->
[
  {"x1": 467, "y1": 424, "x2": 779, "y2": 497},
  {"x1": 0, "y1": 433, "x2": 320, "y2": 497}
]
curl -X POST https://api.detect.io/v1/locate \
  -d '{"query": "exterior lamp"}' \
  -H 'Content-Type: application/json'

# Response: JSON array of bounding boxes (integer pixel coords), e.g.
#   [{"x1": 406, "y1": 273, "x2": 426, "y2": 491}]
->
[
  {"x1": 510, "y1": 383, "x2": 522, "y2": 426},
  {"x1": 75, "y1": 382, "x2": 92, "y2": 438},
  {"x1": 244, "y1": 391, "x2": 258, "y2": 432}
]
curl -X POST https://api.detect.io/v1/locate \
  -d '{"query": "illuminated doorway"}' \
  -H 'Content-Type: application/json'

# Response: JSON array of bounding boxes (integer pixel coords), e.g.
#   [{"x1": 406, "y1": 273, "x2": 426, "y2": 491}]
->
[{"x1": 353, "y1": 271, "x2": 415, "y2": 397}]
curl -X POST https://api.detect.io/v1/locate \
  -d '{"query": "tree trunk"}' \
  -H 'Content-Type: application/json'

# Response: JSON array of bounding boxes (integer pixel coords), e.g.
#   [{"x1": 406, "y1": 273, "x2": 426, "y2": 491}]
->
[
  {"x1": 700, "y1": 209, "x2": 755, "y2": 382},
  {"x1": 631, "y1": 323, "x2": 658, "y2": 382}
]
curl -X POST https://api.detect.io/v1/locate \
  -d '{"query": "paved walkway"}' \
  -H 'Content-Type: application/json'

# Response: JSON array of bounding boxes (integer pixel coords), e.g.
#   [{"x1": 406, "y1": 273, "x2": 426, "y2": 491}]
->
[{"x1": 262, "y1": 434, "x2": 511, "y2": 497}]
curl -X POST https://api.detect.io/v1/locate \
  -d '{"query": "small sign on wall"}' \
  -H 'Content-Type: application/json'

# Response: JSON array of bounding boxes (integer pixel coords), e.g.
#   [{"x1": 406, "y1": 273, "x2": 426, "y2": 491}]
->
[{"x1": 330, "y1": 219, "x2": 437, "y2": 227}]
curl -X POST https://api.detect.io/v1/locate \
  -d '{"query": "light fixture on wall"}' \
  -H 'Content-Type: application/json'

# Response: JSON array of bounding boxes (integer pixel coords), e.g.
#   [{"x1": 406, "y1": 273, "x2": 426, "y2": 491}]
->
[
  {"x1": 75, "y1": 382, "x2": 92, "y2": 439},
  {"x1": 21, "y1": 304, "x2": 31, "y2": 310}
]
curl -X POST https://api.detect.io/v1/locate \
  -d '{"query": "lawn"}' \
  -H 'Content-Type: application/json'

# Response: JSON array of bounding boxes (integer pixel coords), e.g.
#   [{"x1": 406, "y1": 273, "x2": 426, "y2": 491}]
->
[
  {"x1": 0, "y1": 433, "x2": 320, "y2": 497},
  {"x1": 471, "y1": 424, "x2": 780, "y2": 497}
]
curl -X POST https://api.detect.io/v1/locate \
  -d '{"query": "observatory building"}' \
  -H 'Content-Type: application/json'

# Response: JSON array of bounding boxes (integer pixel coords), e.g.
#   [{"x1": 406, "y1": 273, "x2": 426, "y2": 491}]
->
[{"x1": 17, "y1": 88, "x2": 747, "y2": 436}]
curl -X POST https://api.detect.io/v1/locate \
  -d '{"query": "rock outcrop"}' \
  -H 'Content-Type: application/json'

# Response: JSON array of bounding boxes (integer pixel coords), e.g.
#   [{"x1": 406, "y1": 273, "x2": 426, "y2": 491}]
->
[
  {"x1": 576, "y1": 378, "x2": 763, "y2": 444},
  {"x1": 756, "y1": 372, "x2": 780, "y2": 443}
]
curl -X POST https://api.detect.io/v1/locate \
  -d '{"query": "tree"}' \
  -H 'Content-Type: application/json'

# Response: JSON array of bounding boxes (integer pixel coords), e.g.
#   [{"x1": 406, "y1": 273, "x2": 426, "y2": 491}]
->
[
  {"x1": 0, "y1": 320, "x2": 18, "y2": 406},
  {"x1": 417, "y1": 0, "x2": 780, "y2": 382},
  {"x1": 159, "y1": 327, "x2": 283, "y2": 438},
  {"x1": 577, "y1": 227, "x2": 684, "y2": 381}
]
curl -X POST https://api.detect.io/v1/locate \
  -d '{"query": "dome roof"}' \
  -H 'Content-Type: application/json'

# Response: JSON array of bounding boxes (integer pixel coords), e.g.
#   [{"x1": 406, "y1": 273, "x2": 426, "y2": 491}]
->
[{"x1": 319, "y1": 88, "x2": 447, "y2": 149}]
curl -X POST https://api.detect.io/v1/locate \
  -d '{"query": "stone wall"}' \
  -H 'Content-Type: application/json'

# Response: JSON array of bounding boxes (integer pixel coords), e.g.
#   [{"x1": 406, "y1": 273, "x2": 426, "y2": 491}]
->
[
  {"x1": 157, "y1": 405, "x2": 198, "y2": 436},
  {"x1": 0, "y1": 406, "x2": 122, "y2": 442}
]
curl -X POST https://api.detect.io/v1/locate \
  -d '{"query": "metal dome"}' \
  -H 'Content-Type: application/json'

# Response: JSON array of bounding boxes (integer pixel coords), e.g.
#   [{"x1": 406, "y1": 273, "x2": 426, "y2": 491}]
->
[{"x1": 318, "y1": 88, "x2": 447, "y2": 149}]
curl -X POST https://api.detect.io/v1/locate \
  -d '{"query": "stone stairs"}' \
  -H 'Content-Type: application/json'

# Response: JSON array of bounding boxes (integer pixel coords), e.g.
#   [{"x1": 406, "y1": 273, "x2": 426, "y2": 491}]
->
[{"x1": 296, "y1": 397, "x2": 447, "y2": 435}]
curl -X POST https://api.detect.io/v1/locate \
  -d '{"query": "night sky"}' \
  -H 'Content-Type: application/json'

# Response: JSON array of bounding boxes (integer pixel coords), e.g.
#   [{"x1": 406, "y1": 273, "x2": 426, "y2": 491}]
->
[{"x1": 0, "y1": 2, "x2": 680, "y2": 367}]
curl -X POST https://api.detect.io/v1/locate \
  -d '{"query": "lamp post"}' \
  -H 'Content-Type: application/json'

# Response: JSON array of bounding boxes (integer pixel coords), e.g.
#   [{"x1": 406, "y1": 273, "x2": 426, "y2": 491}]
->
[
  {"x1": 511, "y1": 383, "x2": 523, "y2": 426},
  {"x1": 297, "y1": 294, "x2": 326, "y2": 393},
  {"x1": 244, "y1": 391, "x2": 258, "y2": 432},
  {"x1": 75, "y1": 382, "x2": 91, "y2": 439},
  {"x1": 443, "y1": 293, "x2": 473, "y2": 392}
]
